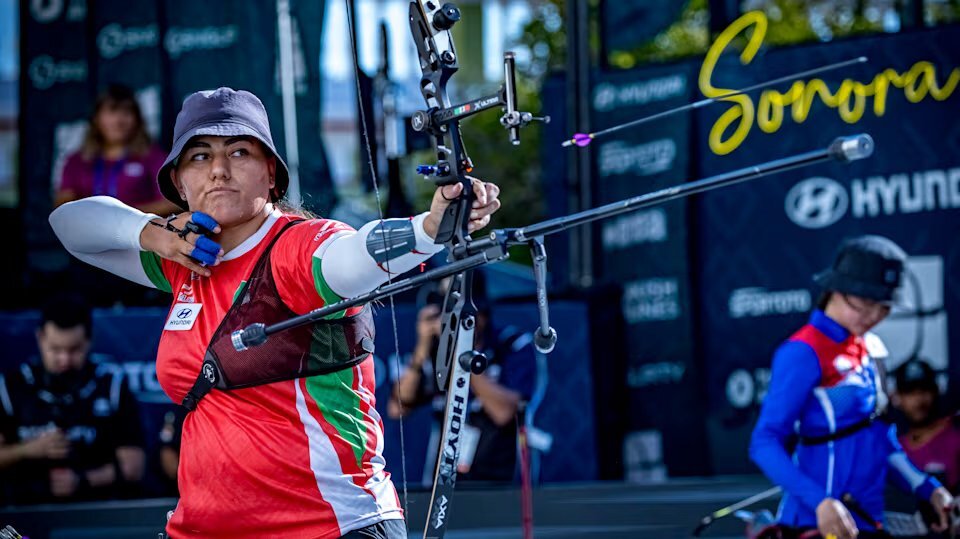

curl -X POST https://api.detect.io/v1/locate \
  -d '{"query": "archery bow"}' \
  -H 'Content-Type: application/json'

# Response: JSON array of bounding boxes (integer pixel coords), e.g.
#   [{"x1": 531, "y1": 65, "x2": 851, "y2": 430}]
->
[
  {"x1": 230, "y1": 4, "x2": 878, "y2": 538},
  {"x1": 403, "y1": 3, "x2": 548, "y2": 537}
]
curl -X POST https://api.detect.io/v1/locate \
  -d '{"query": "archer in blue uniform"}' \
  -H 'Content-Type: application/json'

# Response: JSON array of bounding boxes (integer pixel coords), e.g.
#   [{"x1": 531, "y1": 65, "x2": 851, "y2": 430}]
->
[{"x1": 750, "y1": 236, "x2": 955, "y2": 539}]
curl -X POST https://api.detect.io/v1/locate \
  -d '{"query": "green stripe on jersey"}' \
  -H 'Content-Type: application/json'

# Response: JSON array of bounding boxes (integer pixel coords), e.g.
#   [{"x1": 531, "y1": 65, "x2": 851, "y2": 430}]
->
[
  {"x1": 139, "y1": 251, "x2": 172, "y2": 293},
  {"x1": 305, "y1": 370, "x2": 367, "y2": 469},
  {"x1": 311, "y1": 257, "x2": 346, "y2": 320}
]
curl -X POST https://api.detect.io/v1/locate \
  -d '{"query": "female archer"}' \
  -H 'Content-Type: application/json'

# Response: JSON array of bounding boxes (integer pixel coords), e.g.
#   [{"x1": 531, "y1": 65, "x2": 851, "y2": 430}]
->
[
  {"x1": 50, "y1": 87, "x2": 502, "y2": 539},
  {"x1": 750, "y1": 236, "x2": 954, "y2": 539}
]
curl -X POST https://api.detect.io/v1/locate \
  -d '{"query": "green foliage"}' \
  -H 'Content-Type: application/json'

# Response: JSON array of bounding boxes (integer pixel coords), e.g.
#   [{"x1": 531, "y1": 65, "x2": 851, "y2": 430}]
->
[{"x1": 610, "y1": 0, "x2": 711, "y2": 68}]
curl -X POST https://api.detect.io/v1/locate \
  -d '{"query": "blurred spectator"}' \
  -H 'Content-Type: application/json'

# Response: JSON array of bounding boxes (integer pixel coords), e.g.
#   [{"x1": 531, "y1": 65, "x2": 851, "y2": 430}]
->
[
  {"x1": 0, "y1": 294, "x2": 145, "y2": 504},
  {"x1": 52, "y1": 85, "x2": 178, "y2": 306},
  {"x1": 893, "y1": 359, "x2": 960, "y2": 493},
  {"x1": 157, "y1": 407, "x2": 186, "y2": 495},
  {"x1": 54, "y1": 84, "x2": 178, "y2": 216},
  {"x1": 389, "y1": 276, "x2": 535, "y2": 483}
]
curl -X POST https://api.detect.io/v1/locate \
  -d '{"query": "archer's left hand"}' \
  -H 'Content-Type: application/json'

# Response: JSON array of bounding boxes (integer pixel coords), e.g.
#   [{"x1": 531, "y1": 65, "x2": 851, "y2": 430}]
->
[
  {"x1": 929, "y1": 486, "x2": 956, "y2": 533},
  {"x1": 423, "y1": 177, "x2": 501, "y2": 239}
]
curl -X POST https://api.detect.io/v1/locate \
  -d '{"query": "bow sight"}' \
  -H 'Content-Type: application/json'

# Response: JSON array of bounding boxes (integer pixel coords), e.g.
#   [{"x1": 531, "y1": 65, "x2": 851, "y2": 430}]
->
[{"x1": 409, "y1": 2, "x2": 549, "y2": 187}]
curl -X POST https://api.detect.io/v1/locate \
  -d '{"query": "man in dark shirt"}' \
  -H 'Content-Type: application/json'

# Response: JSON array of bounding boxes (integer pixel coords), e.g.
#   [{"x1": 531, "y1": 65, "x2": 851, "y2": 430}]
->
[
  {"x1": 0, "y1": 295, "x2": 145, "y2": 504},
  {"x1": 389, "y1": 277, "x2": 535, "y2": 483}
]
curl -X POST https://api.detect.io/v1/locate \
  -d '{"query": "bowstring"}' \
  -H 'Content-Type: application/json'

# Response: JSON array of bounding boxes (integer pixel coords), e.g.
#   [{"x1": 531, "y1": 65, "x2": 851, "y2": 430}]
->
[{"x1": 344, "y1": 0, "x2": 409, "y2": 520}]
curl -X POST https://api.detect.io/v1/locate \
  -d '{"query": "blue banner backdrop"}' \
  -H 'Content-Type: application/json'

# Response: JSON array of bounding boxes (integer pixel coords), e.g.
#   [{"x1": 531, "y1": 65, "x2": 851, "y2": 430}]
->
[
  {"x1": 690, "y1": 18, "x2": 960, "y2": 473},
  {"x1": 589, "y1": 62, "x2": 709, "y2": 478}
]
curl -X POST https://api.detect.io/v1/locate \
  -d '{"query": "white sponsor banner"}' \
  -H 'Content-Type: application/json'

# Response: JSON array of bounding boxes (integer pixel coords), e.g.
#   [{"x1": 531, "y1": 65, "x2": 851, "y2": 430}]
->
[
  {"x1": 164, "y1": 26, "x2": 239, "y2": 59},
  {"x1": 602, "y1": 208, "x2": 667, "y2": 250},
  {"x1": 622, "y1": 277, "x2": 680, "y2": 323},
  {"x1": 627, "y1": 361, "x2": 686, "y2": 388},
  {"x1": 28, "y1": 55, "x2": 87, "y2": 90},
  {"x1": 785, "y1": 168, "x2": 960, "y2": 229},
  {"x1": 728, "y1": 287, "x2": 811, "y2": 319},
  {"x1": 598, "y1": 139, "x2": 676, "y2": 178},
  {"x1": 97, "y1": 23, "x2": 159, "y2": 59},
  {"x1": 592, "y1": 74, "x2": 687, "y2": 112}
]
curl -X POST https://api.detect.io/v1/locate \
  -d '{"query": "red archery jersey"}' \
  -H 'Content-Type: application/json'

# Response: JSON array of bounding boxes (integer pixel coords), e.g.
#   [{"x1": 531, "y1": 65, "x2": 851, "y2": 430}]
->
[{"x1": 145, "y1": 210, "x2": 402, "y2": 538}]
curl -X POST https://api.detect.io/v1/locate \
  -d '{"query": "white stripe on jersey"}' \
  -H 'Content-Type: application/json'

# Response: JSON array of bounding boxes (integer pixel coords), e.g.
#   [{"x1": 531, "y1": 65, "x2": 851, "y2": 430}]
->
[
  {"x1": 294, "y1": 378, "x2": 387, "y2": 533},
  {"x1": 813, "y1": 387, "x2": 837, "y2": 497},
  {"x1": 354, "y1": 365, "x2": 401, "y2": 515}
]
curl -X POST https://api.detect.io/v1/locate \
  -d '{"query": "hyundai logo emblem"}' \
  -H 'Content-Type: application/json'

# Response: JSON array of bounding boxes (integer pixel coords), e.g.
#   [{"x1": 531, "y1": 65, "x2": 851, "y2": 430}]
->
[
  {"x1": 177, "y1": 308, "x2": 192, "y2": 319},
  {"x1": 785, "y1": 177, "x2": 849, "y2": 229}
]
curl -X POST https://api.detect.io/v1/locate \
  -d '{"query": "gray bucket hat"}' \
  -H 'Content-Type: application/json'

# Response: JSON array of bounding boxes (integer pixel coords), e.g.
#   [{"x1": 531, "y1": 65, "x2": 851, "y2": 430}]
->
[{"x1": 157, "y1": 87, "x2": 289, "y2": 209}]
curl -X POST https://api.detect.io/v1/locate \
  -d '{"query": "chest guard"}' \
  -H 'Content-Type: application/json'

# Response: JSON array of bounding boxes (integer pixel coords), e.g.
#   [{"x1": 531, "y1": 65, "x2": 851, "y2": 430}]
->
[
  {"x1": 797, "y1": 330, "x2": 889, "y2": 446},
  {"x1": 182, "y1": 220, "x2": 376, "y2": 411}
]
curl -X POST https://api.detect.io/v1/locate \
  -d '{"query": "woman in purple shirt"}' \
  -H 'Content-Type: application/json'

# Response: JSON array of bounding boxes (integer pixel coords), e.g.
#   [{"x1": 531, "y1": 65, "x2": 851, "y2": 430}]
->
[{"x1": 55, "y1": 85, "x2": 179, "y2": 216}]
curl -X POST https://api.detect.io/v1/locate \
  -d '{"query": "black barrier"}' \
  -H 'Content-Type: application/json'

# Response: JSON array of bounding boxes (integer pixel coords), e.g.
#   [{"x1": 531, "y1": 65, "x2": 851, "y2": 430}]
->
[{"x1": 691, "y1": 17, "x2": 960, "y2": 472}]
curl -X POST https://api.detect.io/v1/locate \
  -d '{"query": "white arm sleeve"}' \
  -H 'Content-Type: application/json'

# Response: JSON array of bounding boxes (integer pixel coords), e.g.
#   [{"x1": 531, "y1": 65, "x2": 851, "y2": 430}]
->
[
  {"x1": 321, "y1": 212, "x2": 445, "y2": 298},
  {"x1": 48, "y1": 196, "x2": 160, "y2": 288}
]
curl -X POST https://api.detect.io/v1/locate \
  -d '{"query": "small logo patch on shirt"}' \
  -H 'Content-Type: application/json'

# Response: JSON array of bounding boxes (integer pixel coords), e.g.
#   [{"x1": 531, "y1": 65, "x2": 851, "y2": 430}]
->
[{"x1": 165, "y1": 303, "x2": 202, "y2": 331}]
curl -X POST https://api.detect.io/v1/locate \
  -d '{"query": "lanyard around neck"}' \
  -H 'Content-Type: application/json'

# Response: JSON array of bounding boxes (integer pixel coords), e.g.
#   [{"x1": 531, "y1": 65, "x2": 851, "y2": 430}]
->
[{"x1": 93, "y1": 154, "x2": 128, "y2": 198}]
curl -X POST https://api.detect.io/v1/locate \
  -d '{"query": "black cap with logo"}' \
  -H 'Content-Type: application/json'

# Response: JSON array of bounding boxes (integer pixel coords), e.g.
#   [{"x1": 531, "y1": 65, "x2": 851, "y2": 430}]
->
[{"x1": 813, "y1": 235, "x2": 907, "y2": 305}]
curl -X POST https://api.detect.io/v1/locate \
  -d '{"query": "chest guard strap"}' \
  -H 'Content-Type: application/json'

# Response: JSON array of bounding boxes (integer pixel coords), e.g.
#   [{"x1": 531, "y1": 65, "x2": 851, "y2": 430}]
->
[
  {"x1": 183, "y1": 220, "x2": 376, "y2": 411},
  {"x1": 797, "y1": 413, "x2": 879, "y2": 445}
]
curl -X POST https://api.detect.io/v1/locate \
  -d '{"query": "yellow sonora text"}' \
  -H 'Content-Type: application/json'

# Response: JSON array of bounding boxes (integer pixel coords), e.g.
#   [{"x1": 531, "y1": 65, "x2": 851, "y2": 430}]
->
[{"x1": 699, "y1": 11, "x2": 960, "y2": 155}]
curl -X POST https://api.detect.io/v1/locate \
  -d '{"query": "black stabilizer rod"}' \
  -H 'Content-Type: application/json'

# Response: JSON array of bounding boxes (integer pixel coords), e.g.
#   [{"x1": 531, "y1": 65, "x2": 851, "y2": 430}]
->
[{"x1": 509, "y1": 134, "x2": 873, "y2": 243}]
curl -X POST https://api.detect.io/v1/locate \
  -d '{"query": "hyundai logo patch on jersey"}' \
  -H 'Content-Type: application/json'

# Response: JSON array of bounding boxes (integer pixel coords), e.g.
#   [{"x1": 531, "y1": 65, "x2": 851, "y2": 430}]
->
[{"x1": 165, "y1": 303, "x2": 202, "y2": 331}]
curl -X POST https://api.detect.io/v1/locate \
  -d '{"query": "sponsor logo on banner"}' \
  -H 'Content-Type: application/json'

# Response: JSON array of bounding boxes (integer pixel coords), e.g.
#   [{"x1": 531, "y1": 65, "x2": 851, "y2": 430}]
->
[
  {"x1": 627, "y1": 361, "x2": 686, "y2": 388},
  {"x1": 31, "y1": 0, "x2": 63, "y2": 22},
  {"x1": 592, "y1": 74, "x2": 687, "y2": 112},
  {"x1": 700, "y1": 11, "x2": 960, "y2": 155},
  {"x1": 622, "y1": 277, "x2": 680, "y2": 323},
  {"x1": 726, "y1": 367, "x2": 772, "y2": 409},
  {"x1": 28, "y1": 55, "x2": 87, "y2": 90},
  {"x1": 786, "y1": 168, "x2": 960, "y2": 228},
  {"x1": 97, "y1": 24, "x2": 159, "y2": 59},
  {"x1": 785, "y1": 177, "x2": 848, "y2": 229},
  {"x1": 728, "y1": 287, "x2": 811, "y2": 319},
  {"x1": 598, "y1": 139, "x2": 676, "y2": 177},
  {"x1": 602, "y1": 208, "x2": 667, "y2": 250},
  {"x1": 30, "y1": 0, "x2": 84, "y2": 23},
  {"x1": 164, "y1": 26, "x2": 238, "y2": 59}
]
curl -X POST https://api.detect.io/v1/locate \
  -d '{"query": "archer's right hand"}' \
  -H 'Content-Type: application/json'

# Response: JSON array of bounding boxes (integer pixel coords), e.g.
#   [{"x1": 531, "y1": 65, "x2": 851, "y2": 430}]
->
[
  {"x1": 140, "y1": 212, "x2": 223, "y2": 277},
  {"x1": 816, "y1": 498, "x2": 859, "y2": 539}
]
